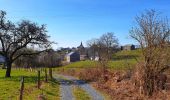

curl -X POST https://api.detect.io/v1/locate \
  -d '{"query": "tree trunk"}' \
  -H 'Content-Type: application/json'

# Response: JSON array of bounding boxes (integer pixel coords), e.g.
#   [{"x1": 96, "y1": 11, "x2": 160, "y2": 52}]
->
[{"x1": 5, "y1": 62, "x2": 12, "y2": 77}]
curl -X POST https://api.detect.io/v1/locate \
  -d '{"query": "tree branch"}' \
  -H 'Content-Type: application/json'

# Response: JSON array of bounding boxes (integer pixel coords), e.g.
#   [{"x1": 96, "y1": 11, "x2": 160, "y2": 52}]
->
[
  {"x1": 0, "y1": 34, "x2": 6, "y2": 52},
  {"x1": 12, "y1": 49, "x2": 48, "y2": 62}
]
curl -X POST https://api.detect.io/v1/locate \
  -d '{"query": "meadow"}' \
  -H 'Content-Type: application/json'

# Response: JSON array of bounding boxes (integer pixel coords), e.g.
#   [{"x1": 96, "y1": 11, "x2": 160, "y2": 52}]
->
[{"x1": 0, "y1": 69, "x2": 60, "y2": 100}]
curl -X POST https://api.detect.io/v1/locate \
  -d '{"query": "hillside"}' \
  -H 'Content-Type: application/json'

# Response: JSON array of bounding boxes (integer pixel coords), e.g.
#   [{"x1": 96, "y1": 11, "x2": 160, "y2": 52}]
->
[{"x1": 59, "y1": 49, "x2": 142, "y2": 70}]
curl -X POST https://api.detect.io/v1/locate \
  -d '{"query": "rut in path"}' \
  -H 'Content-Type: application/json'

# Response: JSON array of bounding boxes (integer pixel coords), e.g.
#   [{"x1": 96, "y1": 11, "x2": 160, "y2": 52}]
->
[{"x1": 54, "y1": 74, "x2": 105, "y2": 100}]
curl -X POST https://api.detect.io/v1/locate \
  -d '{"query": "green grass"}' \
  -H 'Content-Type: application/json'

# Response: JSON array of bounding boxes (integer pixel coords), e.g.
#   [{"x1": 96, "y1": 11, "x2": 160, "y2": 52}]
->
[
  {"x1": 113, "y1": 49, "x2": 142, "y2": 61},
  {"x1": 73, "y1": 86, "x2": 91, "y2": 100},
  {"x1": 55, "y1": 61, "x2": 97, "y2": 73},
  {"x1": 110, "y1": 49, "x2": 142, "y2": 70},
  {"x1": 108, "y1": 59, "x2": 137, "y2": 70},
  {"x1": 0, "y1": 69, "x2": 60, "y2": 100}
]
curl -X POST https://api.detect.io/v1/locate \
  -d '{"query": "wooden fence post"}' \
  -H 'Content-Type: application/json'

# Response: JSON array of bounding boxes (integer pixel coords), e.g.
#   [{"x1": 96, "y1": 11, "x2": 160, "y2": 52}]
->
[
  {"x1": 45, "y1": 68, "x2": 48, "y2": 82},
  {"x1": 37, "y1": 70, "x2": 40, "y2": 89},
  {"x1": 19, "y1": 76, "x2": 24, "y2": 100},
  {"x1": 49, "y1": 68, "x2": 53, "y2": 80}
]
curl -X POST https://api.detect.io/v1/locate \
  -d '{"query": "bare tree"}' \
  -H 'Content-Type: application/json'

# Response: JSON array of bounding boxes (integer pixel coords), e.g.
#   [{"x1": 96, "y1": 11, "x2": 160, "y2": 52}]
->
[
  {"x1": 0, "y1": 11, "x2": 51, "y2": 77},
  {"x1": 87, "y1": 32, "x2": 118, "y2": 61},
  {"x1": 130, "y1": 10, "x2": 170, "y2": 96},
  {"x1": 99, "y1": 32, "x2": 118, "y2": 60},
  {"x1": 87, "y1": 32, "x2": 118, "y2": 76}
]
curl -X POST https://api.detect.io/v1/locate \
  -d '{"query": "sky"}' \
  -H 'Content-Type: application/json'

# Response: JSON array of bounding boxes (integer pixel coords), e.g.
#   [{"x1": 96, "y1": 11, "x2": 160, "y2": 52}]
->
[{"x1": 0, "y1": 0, "x2": 170, "y2": 49}]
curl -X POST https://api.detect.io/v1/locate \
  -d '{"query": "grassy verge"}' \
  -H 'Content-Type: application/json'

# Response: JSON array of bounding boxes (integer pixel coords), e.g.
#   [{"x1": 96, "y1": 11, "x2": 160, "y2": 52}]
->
[
  {"x1": 0, "y1": 69, "x2": 60, "y2": 100},
  {"x1": 73, "y1": 86, "x2": 91, "y2": 100}
]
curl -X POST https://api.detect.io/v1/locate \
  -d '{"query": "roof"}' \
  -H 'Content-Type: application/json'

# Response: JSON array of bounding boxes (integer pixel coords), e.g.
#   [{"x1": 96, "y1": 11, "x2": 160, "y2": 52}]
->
[
  {"x1": 123, "y1": 44, "x2": 134, "y2": 46},
  {"x1": 66, "y1": 52, "x2": 79, "y2": 56},
  {"x1": 66, "y1": 52, "x2": 74, "y2": 56}
]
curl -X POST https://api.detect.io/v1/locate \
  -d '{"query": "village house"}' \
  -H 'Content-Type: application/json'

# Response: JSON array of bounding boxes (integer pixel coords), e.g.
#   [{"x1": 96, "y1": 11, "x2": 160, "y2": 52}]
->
[
  {"x1": 64, "y1": 42, "x2": 101, "y2": 62},
  {"x1": 121, "y1": 44, "x2": 135, "y2": 51},
  {"x1": 65, "y1": 51, "x2": 80, "y2": 62}
]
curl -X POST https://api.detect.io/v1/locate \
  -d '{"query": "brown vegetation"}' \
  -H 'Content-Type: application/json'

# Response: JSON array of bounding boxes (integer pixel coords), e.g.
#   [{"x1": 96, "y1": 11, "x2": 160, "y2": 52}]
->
[
  {"x1": 130, "y1": 9, "x2": 170, "y2": 96},
  {"x1": 58, "y1": 65, "x2": 170, "y2": 99}
]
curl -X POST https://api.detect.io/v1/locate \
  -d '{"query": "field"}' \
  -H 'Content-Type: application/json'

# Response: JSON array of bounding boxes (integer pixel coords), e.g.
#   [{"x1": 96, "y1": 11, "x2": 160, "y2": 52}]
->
[
  {"x1": 0, "y1": 69, "x2": 60, "y2": 100},
  {"x1": 110, "y1": 49, "x2": 142, "y2": 70}
]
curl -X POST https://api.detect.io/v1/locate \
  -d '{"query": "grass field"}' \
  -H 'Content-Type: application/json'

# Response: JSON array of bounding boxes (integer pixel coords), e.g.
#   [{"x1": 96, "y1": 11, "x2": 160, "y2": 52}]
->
[
  {"x1": 113, "y1": 49, "x2": 142, "y2": 61},
  {"x1": 0, "y1": 69, "x2": 60, "y2": 100}
]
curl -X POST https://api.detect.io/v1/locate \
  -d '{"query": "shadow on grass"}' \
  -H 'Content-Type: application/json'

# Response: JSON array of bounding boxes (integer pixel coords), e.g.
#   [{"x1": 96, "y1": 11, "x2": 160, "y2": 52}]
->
[
  {"x1": 41, "y1": 89, "x2": 57, "y2": 96},
  {"x1": 112, "y1": 55, "x2": 139, "y2": 61}
]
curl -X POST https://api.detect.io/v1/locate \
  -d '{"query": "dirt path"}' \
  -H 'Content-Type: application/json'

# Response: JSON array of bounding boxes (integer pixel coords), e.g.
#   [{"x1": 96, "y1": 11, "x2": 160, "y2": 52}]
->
[{"x1": 54, "y1": 74, "x2": 104, "y2": 100}]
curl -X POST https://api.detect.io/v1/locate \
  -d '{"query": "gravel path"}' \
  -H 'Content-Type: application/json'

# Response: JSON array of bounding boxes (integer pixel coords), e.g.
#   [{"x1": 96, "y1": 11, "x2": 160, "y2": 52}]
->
[
  {"x1": 54, "y1": 75, "x2": 75, "y2": 100},
  {"x1": 54, "y1": 74, "x2": 104, "y2": 100}
]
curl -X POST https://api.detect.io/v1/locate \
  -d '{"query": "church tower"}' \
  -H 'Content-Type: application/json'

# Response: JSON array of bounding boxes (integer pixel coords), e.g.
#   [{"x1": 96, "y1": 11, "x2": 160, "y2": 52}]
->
[{"x1": 77, "y1": 42, "x2": 85, "y2": 55}]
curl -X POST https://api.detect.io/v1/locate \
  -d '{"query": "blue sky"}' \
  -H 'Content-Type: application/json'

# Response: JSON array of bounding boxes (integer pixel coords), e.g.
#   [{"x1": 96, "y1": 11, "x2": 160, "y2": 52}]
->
[{"x1": 0, "y1": 0, "x2": 170, "y2": 49}]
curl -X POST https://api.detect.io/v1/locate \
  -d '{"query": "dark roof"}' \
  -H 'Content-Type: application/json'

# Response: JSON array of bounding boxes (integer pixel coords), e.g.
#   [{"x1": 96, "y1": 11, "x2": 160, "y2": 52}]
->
[
  {"x1": 66, "y1": 52, "x2": 79, "y2": 56},
  {"x1": 123, "y1": 44, "x2": 134, "y2": 46},
  {"x1": 66, "y1": 52, "x2": 74, "y2": 56}
]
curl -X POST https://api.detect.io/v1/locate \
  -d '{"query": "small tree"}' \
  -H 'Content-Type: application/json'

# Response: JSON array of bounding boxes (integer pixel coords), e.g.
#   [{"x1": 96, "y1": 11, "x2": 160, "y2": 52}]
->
[
  {"x1": 0, "y1": 11, "x2": 51, "y2": 77},
  {"x1": 87, "y1": 32, "x2": 118, "y2": 74},
  {"x1": 130, "y1": 10, "x2": 170, "y2": 96}
]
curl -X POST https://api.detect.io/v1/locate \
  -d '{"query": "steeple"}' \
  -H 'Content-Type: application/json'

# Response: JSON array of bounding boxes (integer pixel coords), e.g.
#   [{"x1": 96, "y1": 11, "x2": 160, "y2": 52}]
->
[
  {"x1": 80, "y1": 41, "x2": 83, "y2": 46},
  {"x1": 78, "y1": 41, "x2": 84, "y2": 48}
]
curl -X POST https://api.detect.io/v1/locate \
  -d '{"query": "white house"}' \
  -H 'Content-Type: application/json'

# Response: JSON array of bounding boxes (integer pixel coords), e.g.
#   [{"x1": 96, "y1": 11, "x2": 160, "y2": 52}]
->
[{"x1": 90, "y1": 56, "x2": 99, "y2": 61}]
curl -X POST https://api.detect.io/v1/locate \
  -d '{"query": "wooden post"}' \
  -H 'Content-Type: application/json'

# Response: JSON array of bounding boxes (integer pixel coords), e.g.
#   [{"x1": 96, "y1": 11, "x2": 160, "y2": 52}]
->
[
  {"x1": 19, "y1": 76, "x2": 24, "y2": 100},
  {"x1": 49, "y1": 68, "x2": 52, "y2": 80},
  {"x1": 37, "y1": 71, "x2": 40, "y2": 89},
  {"x1": 45, "y1": 68, "x2": 48, "y2": 82}
]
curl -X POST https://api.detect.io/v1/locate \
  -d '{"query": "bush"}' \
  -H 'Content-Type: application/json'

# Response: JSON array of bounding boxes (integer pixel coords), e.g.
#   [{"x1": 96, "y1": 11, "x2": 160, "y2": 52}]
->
[{"x1": 78, "y1": 68, "x2": 103, "y2": 82}]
